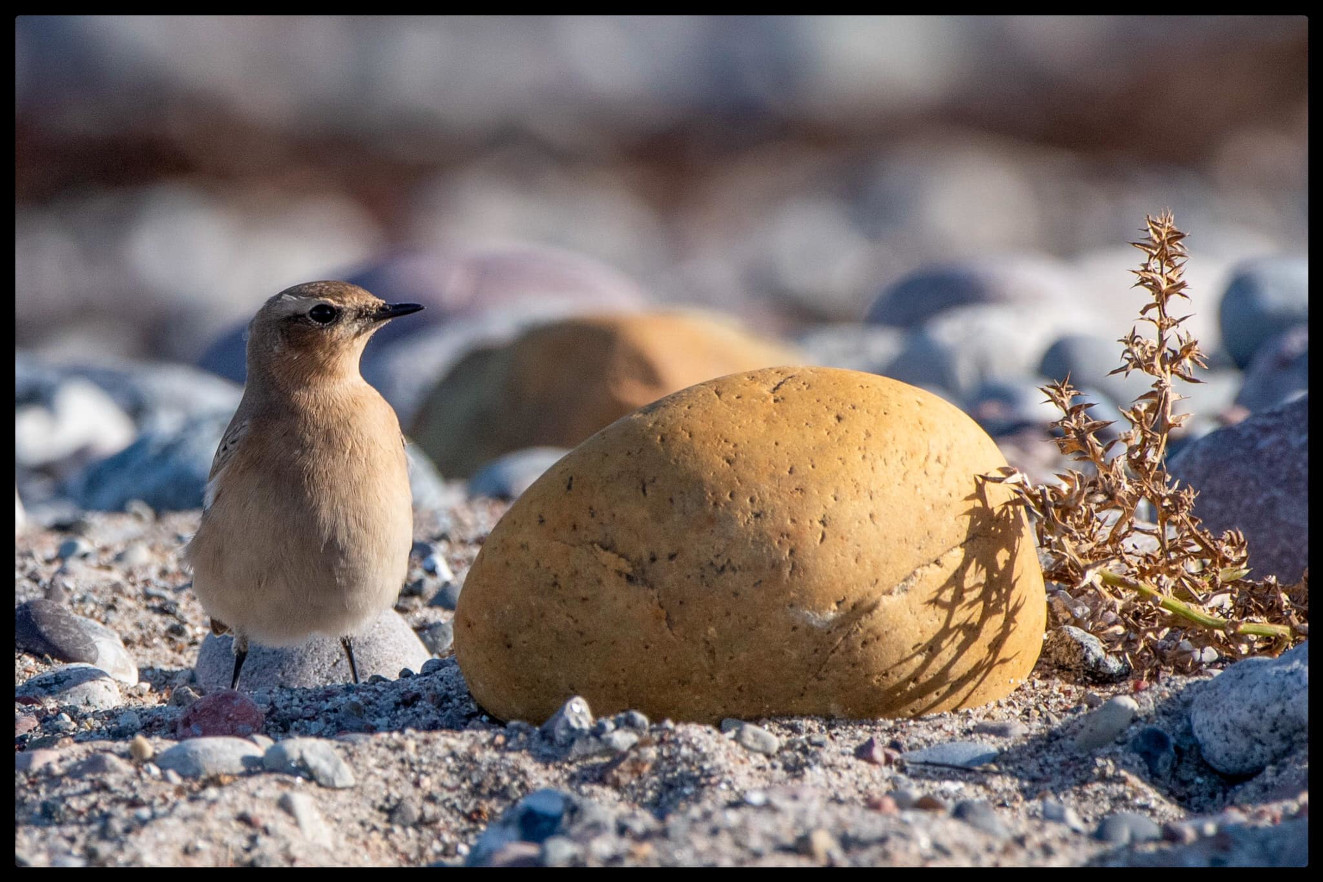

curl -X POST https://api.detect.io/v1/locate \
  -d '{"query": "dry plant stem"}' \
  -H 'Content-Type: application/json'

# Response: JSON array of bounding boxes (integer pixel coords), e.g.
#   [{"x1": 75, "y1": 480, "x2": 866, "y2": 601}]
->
[
  {"x1": 985, "y1": 210, "x2": 1307, "y2": 675},
  {"x1": 1096, "y1": 569, "x2": 1291, "y2": 639}
]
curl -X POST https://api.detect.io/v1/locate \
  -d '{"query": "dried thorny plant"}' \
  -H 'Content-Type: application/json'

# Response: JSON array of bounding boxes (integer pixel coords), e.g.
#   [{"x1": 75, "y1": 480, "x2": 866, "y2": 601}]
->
[{"x1": 982, "y1": 211, "x2": 1308, "y2": 677}]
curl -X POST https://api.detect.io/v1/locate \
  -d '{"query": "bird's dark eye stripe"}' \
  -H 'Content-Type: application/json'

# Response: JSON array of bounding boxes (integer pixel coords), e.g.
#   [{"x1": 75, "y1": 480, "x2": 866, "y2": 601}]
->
[{"x1": 308, "y1": 304, "x2": 339, "y2": 324}]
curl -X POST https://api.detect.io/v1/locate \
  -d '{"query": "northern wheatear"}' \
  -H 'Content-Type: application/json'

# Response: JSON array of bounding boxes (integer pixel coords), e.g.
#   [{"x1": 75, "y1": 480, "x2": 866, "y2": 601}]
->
[{"x1": 186, "y1": 281, "x2": 423, "y2": 689}]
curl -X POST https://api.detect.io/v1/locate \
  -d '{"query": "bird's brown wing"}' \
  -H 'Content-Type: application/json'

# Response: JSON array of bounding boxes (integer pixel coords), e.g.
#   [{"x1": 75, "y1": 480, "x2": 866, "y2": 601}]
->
[{"x1": 203, "y1": 417, "x2": 249, "y2": 511}]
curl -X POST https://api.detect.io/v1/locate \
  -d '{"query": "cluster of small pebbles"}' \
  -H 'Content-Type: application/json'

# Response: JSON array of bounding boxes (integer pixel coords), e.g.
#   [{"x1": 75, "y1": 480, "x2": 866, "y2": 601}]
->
[{"x1": 15, "y1": 504, "x2": 1307, "y2": 867}]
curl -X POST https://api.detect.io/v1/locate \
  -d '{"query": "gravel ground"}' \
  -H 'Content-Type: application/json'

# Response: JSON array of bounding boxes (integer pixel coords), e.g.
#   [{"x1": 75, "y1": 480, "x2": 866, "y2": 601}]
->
[{"x1": 14, "y1": 501, "x2": 1308, "y2": 867}]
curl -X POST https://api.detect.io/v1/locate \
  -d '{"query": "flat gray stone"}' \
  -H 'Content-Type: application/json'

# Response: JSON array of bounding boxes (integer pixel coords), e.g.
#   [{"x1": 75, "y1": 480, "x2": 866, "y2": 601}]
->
[
  {"x1": 263, "y1": 737, "x2": 355, "y2": 788},
  {"x1": 1074, "y1": 695, "x2": 1139, "y2": 751},
  {"x1": 155, "y1": 736, "x2": 264, "y2": 778},
  {"x1": 901, "y1": 740, "x2": 999, "y2": 768},
  {"x1": 193, "y1": 609, "x2": 430, "y2": 691},
  {"x1": 16, "y1": 663, "x2": 124, "y2": 711}
]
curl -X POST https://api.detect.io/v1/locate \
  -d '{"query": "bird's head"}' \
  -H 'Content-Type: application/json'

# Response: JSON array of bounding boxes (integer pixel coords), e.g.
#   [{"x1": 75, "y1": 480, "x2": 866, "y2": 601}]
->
[{"x1": 245, "y1": 281, "x2": 423, "y2": 387}]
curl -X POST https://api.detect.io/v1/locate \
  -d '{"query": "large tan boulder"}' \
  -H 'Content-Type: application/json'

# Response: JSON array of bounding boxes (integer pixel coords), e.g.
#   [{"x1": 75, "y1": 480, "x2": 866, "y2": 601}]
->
[
  {"x1": 409, "y1": 311, "x2": 802, "y2": 477},
  {"x1": 455, "y1": 366, "x2": 1045, "y2": 724}
]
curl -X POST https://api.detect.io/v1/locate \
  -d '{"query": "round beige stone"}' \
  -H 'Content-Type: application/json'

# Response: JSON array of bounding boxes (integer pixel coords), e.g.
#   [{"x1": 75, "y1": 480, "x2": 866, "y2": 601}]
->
[
  {"x1": 409, "y1": 310, "x2": 802, "y2": 477},
  {"x1": 454, "y1": 366, "x2": 1045, "y2": 724}
]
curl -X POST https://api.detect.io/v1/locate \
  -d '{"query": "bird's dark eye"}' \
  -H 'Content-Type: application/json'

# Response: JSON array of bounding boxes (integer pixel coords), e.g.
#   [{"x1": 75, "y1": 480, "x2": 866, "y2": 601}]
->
[{"x1": 308, "y1": 304, "x2": 339, "y2": 325}]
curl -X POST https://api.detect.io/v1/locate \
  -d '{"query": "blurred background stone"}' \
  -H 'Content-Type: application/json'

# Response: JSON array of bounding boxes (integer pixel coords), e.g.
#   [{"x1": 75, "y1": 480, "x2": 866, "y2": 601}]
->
[
  {"x1": 1234, "y1": 324, "x2": 1307, "y2": 415},
  {"x1": 410, "y1": 310, "x2": 802, "y2": 477},
  {"x1": 1218, "y1": 257, "x2": 1309, "y2": 370}
]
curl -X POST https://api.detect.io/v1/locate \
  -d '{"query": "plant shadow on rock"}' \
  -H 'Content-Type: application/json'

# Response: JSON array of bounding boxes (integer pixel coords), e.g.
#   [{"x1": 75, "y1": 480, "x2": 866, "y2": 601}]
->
[{"x1": 871, "y1": 479, "x2": 1040, "y2": 718}]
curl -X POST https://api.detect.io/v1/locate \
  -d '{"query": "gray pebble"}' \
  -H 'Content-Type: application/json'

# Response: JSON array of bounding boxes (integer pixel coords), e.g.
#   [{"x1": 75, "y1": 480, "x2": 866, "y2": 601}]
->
[
  {"x1": 1074, "y1": 695, "x2": 1139, "y2": 751},
  {"x1": 112, "y1": 710, "x2": 142, "y2": 737},
  {"x1": 541, "y1": 696, "x2": 594, "y2": 748},
  {"x1": 1041, "y1": 799, "x2": 1088, "y2": 833},
  {"x1": 114, "y1": 541, "x2": 154, "y2": 568},
  {"x1": 155, "y1": 737, "x2": 264, "y2": 778},
  {"x1": 421, "y1": 552, "x2": 455, "y2": 581},
  {"x1": 14, "y1": 375, "x2": 136, "y2": 469},
  {"x1": 389, "y1": 798, "x2": 421, "y2": 827},
  {"x1": 1188, "y1": 641, "x2": 1308, "y2": 776},
  {"x1": 419, "y1": 621, "x2": 454, "y2": 656},
  {"x1": 1236, "y1": 324, "x2": 1307, "y2": 414},
  {"x1": 600, "y1": 729, "x2": 640, "y2": 754},
  {"x1": 194, "y1": 609, "x2": 429, "y2": 690},
  {"x1": 952, "y1": 799, "x2": 1011, "y2": 839},
  {"x1": 1095, "y1": 811, "x2": 1162, "y2": 844},
  {"x1": 263, "y1": 737, "x2": 356, "y2": 788},
  {"x1": 733, "y1": 722, "x2": 780, "y2": 756},
  {"x1": 1218, "y1": 256, "x2": 1308, "y2": 369},
  {"x1": 972, "y1": 719, "x2": 1028, "y2": 738},
  {"x1": 68, "y1": 751, "x2": 135, "y2": 778},
  {"x1": 279, "y1": 791, "x2": 333, "y2": 847},
  {"x1": 901, "y1": 739, "x2": 999, "y2": 768}
]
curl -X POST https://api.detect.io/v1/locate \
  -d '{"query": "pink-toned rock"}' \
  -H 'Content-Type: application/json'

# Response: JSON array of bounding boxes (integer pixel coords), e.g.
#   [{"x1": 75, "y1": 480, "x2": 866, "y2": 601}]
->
[{"x1": 176, "y1": 689, "x2": 266, "y2": 739}]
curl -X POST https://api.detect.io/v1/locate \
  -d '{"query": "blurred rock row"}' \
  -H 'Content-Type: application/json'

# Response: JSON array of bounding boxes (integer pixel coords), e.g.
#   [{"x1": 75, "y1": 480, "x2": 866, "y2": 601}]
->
[
  {"x1": 15, "y1": 19, "x2": 1307, "y2": 363},
  {"x1": 15, "y1": 247, "x2": 1307, "y2": 582}
]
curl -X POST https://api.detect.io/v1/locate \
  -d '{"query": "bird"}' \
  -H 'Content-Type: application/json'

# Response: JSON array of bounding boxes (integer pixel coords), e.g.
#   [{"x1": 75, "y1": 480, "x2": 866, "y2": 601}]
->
[{"x1": 185, "y1": 280, "x2": 424, "y2": 690}]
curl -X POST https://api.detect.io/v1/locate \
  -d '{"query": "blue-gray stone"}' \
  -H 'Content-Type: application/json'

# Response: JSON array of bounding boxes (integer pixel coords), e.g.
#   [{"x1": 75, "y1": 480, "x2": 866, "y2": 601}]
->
[
  {"x1": 1039, "y1": 333, "x2": 1151, "y2": 411},
  {"x1": 1235, "y1": 324, "x2": 1307, "y2": 414},
  {"x1": 540, "y1": 696, "x2": 594, "y2": 748},
  {"x1": 1130, "y1": 726, "x2": 1175, "y2": 778},
  {"x1": 468, "y1": 447, "x2": 568, "y2": 500},
  {"x1": 67, "y1": 409, "x2": 230, "y2": 512},
  {"x1": 864, "y1": 258, "x2": 1070, "y2": 328},
  {"x1": 1219, "y1": 257, "x2": 1308, "y2": 369}
]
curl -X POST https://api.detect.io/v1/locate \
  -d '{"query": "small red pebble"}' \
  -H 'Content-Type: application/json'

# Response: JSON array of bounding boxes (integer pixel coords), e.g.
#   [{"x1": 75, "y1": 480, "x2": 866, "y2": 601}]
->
[
  {"x1": 1132, "y1": 679, "x2": 1150, "y2": 692},
  {"x1": 855, "y1": 736, "x2": 887, "y2": 765},
  {"x1": 866, "y1": 795, "x2": 899, "y2": 814},
  {"x1": 176, "y1": 689, "x2": 266, "y2": 739}
]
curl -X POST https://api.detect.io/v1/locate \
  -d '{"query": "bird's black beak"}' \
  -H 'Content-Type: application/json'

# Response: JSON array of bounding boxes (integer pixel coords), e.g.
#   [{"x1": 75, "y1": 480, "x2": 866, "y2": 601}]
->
[{"x1": 373, "y1": 302, "x2": 425, "y2": 322}]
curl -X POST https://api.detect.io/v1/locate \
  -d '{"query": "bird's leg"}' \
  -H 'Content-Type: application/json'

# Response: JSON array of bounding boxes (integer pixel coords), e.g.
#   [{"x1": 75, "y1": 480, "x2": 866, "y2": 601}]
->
[
  {"x1": 340, "y1": 636, "x2": 360, "y2": 684},
  {"x1": 230, "y1": 633, "x2": 249, "y2": 691}
]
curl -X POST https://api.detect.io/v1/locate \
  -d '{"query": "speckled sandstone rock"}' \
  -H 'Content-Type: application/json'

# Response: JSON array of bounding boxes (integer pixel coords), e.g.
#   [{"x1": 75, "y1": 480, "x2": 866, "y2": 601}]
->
[
  {"x1": 455, "y1": 366, "x2": 1045, "y2": 724},
  {"x1": 410, "y1": 311, "x2": 802, "y2": 477}
]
